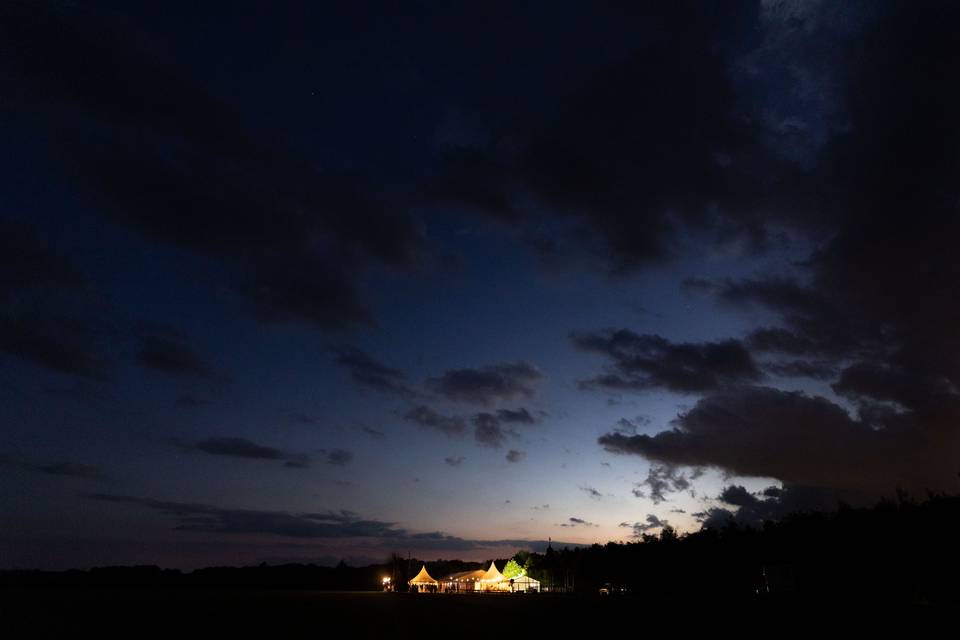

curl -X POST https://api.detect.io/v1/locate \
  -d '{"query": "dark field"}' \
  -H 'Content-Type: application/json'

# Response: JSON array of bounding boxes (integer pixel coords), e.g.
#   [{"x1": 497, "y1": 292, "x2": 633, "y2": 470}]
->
[{"x1": 0, "y1": 589, "x2": 952, "y2": 637}]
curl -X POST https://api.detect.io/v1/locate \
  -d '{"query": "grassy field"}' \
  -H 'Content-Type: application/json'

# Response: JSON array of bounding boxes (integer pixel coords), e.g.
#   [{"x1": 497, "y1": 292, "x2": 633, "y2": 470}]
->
[{"x1": 0, "y1": 589, "x2": 950, "y2": 637}]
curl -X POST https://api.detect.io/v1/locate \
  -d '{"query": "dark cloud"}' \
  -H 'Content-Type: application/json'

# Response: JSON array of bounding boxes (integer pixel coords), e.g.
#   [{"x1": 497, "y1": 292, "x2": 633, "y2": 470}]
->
[
  {"x1": 87, "y1": 493, "x2": 575, "y2": 551},
  {"x1": 698, "y1": 484, "x2": 856, "y2": 529},
  {"x1": 359, "y1": 426, "x2": 386, "y2": 440},
  {"x1": 34, "y1": 461, "x2": 104, "y2": 480},
  {"x1": 495, "y1": 407, "x2": 542, "y2": 424},
  {"x1": 0, "y1": 221, "x2": 213, "y2": 388},
  {"x1": 0, "y1": 311, "x2": 108, "y2": 380},
  {"x1": 136, "y1": 336, "x2": 213, "y2": 378},
  {"x1": 405, "y1": 404, "x2": 539, "y2": 449},
  {"x1": 424, "y1": 147, "x2": 518, "y2": 222},
  {"x1": 473, "y1": 413, "x2": 509, "y2": 448},
  {"x1": 444, "y1": 456, "x2": 465, "y2": 467},
  {"x1": 426, "y1": 361, "x2": 543, "y2": 406},
  {"x1": 1, "y1": 3, "x2": 427, "y2": 334},
  {"x1": 580, "y1": 486, "x2": 605, "y2": 499},
  {"x1": 282, "y1": 455, "x2": 311, "y2": 469},
  {"x1": 573, "y1": 330, "x2": 761, "y2": 393},
  {"x1": 680, "y1": 278, "x2": 719, "y2": 295},
  {"x1": 332, "y1": 346, "x2": 414, "y2": 396},
  {"x1": 179, "y1": 437, "x2": 349, "y2": 469},
  {"x1": 745, "y1": 327, "x2": 820, "y2": 356},
  {"x1": 718, "y1": 280, "x2": 863, "y2": 362},
  {"x1": 88, "y1": 495, "x2": 401, "y2": 539},
  {"x1": 631, "y1": 465, "x2": 702, "y2": 504},
  {"x1": 320, "y1": 449, "x2": 353, "y2": 466},
  {"x1": 40, "y1": 382, "x2": 112, "y2": 407},
  {"x1": 719, "y1": 278, "x2": 831, "y2": 320},
  {"x1": 560, "y1": 517, "x2": 596, "y2": 528},
  {"x1": 0, "y1": 221, "x2": 213, "y2": 381},
  {"x1": 619, "y1": 514, "x2": 670, "y2": 536},
  {"x1": 612, "y1": 416, "x2": 651, "y2": 436},
  {"x1": 0, "y1": 220, "x2": 107, "y2": 379},
  {"x1": 472, "y1": 408, "x2": 542, "y2": 448},
  {"x1": 191, "y1": 437, "x2": 286, "y2": 461},
  {"x1": 829, "y1": 361, "x2": 959, "y2": 415},
  {"x1": 601, "y1": 386, "x2": 957, "y2": 496},
  {"x1": 718, "y1": 485, "x2": 755, "y2": 507},
  {"x1": 577, "y1": 3, "x2": 960, "y2": 508},
  {"x1": 662, "y1": 3, "x2": 960, "y2": 505},
  {"x1": 763, "y1": 359, "x2": 837, "y2": 380},
  {"x1": 0, "y1": 454, "x2": 105, "y2": 481},
  {"x1": 402, "y1": 405, "x2": 467, "y2": 437},
  {"x1": 424, "y1": 3, "x2": 777, "y2": 272},
  {"x1": 0, "y1": 220, "x2": 85, "y2": 298},
  {"x1": 242, "y1": 257, "x2": 376, "y2": 332},
  {"x1": 505, "y1": 449, "x2": 526, "y2": 463},
  {"x1": 593, "y1": 4, "x2": 960, "y2": 499}
]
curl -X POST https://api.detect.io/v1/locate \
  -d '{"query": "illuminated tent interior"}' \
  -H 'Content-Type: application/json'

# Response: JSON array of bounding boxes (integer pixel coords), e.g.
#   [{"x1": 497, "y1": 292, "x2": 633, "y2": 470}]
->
[
  {"x1": 508, "y1": 574, "x2": 541, "y2": 593},
  {"x1": 407, "y1": 565, "x2": 439, "y2": 592},
  {"x1": 440, "y1": 568, "x2": 487, "y2": 592},
  {"x1": 430, "y1": 562, "x2": 543, "y2": 593},
  {"x1": 478, "y1": 560, "x2": 507, "y2": 590}
]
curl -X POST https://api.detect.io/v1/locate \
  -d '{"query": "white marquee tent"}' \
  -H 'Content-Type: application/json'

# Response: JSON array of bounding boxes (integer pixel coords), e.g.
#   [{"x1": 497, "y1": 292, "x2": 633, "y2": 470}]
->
[
  {"x1": 408, "y1": 564, "x2": 439, "y2": 592},
  {"x1": 478, "y1": 561, "x2": 509, "y2": 591},
  {"x1": 508, "y1": 574, "x2": 540, "y2": 592}
]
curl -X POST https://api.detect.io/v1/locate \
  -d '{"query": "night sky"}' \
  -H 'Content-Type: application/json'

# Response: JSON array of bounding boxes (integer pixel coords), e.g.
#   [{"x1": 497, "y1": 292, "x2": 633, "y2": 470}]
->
[{"x1": 3, "y1": 1, "x2": 960, "y2": 570}]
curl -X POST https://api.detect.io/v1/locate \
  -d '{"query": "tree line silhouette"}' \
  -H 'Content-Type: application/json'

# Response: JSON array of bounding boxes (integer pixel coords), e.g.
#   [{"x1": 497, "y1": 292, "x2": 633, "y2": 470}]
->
[
  {"x1": 4, "y1": 491, "x2": 959, "y2": 602},
  {"x1": 527, "y1": 491, "x2": 960, "y2": 602}
]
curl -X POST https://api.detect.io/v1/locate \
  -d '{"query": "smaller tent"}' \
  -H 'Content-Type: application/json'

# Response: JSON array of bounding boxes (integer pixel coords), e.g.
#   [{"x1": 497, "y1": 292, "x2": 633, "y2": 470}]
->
[
  {"x1": 408, "y1": 564, "x2": 439, "y2": 592},
  {"x1": 508, "y1": 574, "x2": 540, "y2": 592}
]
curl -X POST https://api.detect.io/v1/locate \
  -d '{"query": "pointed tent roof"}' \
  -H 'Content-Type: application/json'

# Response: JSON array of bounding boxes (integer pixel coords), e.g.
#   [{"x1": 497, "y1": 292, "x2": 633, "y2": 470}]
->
[
  {"x1": 408, "y1": 564, "x2": 438, "y2": 585},
  {"x1": 479, "y1": 560, "x2": 506, "y2": 583}
]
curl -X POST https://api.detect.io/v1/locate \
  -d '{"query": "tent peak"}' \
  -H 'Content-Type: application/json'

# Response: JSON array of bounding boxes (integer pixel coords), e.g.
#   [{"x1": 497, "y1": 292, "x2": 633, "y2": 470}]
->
[{"x1": 408, "y1": 564, "x2": 438, "y2": 585}]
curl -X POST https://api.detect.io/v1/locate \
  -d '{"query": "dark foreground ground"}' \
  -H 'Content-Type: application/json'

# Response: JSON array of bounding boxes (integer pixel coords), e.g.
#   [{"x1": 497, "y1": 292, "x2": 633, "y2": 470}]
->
[{"x1": 0, "y1": 589, "x2": 953, "y2": 638}]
